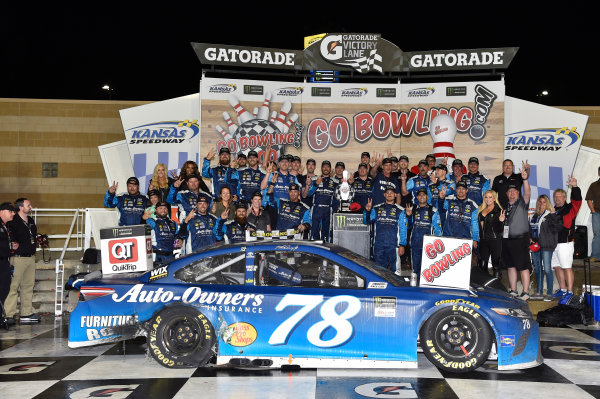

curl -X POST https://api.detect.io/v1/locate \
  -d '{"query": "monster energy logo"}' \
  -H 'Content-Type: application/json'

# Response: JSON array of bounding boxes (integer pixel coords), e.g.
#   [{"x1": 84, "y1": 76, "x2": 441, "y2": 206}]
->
[
  {"x1": 113, "y1": 229, "x2": 119, "y2": 237},
  {"x1": 336, "y1": 215, "x2": 347, "y2": 228}
]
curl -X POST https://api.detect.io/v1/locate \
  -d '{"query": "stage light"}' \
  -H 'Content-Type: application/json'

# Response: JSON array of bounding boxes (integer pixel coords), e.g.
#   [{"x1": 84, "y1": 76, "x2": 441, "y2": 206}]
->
[
  {"x1": 541, "y1": 90, "x2": 549, "y2": 96},
  {"x1": 102, "y1": 85, "x2": 113, "y2": 99}
]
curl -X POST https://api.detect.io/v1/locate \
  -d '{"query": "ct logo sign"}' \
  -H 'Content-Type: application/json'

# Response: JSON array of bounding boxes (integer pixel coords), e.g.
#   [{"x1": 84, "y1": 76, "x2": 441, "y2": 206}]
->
[
  {"x1": 0, "y1": 361, "x2": 55, "y2": 374},
  {"x1": 70, "y1": 384, "x2": 139, "y2": 399},
  {"x1": 549, "y1": 345, "x2": 600, "y2": 356},
  {"x1": 354, "y1": 382, "x2": 416, "y2": 398},
  {"x1": 108, "y1": 239, "x2": 138, "y2": 264}
]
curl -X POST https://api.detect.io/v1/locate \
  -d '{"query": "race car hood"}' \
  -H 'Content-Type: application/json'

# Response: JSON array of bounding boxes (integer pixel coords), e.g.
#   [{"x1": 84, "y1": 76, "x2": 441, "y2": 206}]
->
[{"x1": 82, "y1": 272, "x2": 147, "y2": 286}]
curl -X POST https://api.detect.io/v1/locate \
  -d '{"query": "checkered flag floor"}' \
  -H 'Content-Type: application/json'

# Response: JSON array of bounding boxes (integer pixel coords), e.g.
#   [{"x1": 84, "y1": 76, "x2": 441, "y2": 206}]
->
[{"x1": 1, "y1": 316, "x2": 600, "y2": 398}]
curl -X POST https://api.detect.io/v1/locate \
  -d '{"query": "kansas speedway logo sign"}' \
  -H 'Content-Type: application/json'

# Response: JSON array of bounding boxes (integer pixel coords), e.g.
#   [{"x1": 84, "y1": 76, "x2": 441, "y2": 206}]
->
[
  {"x1": 126, "y1": 120, "x2": 200, "y2": 145},
  {"x1": 407, "y1": 87, "x2": 435, "y2": 97},
  {"x1": 341, "y1": 88, "x2": 368, "y2": 97},
  {"x1": 276, "y1": 86, "x2": 304, "y2": 97},
  {"x1": 505, "y1": 127, "x2": 580, "y2": 151},
  {"x1": 208, "y1": 83, "x2": 237, "y2": 94}
]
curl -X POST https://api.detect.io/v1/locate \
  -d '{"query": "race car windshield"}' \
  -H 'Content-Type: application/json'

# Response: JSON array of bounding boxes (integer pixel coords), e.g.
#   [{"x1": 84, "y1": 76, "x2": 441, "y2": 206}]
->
[{"x1": 337, "y1": 250, "x2": 404, "y2": 287}]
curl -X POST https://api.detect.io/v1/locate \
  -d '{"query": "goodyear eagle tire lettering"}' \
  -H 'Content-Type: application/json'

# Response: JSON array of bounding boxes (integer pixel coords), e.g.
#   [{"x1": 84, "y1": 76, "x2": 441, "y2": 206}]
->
[
  {"x1": 147, "y1": 306, "x2": 215, "y2": 368},
  {"x1": 421, "y1": 306, "x2": 493, "y2": 373}
]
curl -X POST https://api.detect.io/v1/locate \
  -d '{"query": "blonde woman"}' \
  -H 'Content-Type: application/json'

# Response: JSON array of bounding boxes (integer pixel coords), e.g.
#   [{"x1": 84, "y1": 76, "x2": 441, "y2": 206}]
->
[
  {"x1": 529, "y1": 195, "x2": 562, "y2": 297},
  {"x1": 148, "y1": 163, "x2": 175, "y2": 203},
  {"x1": 477, "y1": 190, "x2": 505, "y2": 279}
]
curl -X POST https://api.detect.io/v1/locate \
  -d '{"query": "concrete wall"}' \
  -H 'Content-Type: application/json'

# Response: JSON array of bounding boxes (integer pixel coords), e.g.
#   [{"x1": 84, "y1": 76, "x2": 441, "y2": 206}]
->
[
  {"x1": 0, "y1": 98, "x2": 149, "y2": 237},
  {"x1": 557, "y1": 106, "x2": 600, "y2": 149}
]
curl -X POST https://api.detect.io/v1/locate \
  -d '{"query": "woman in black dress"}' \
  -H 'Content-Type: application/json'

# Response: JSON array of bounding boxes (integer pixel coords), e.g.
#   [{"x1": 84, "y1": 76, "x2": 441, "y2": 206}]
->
[{"x1": 478, "y1": 190, "x2": 505, "y2": 279}]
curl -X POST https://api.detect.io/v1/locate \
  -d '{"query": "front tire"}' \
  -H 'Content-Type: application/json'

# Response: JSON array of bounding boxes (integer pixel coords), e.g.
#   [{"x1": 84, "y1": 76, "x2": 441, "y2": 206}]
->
[
  {"x1": 148, "y1": 306, "x2": 215, "y2": 368},
  {"x1": 421, "y1": 306, "x2": 493, "y2": 373}
]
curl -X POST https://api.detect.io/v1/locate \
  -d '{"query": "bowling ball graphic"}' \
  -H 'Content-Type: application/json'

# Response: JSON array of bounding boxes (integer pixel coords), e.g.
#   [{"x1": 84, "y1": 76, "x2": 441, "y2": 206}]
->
[{"x1": 234, "y1": 119, "x2": 284, "y2": 160}]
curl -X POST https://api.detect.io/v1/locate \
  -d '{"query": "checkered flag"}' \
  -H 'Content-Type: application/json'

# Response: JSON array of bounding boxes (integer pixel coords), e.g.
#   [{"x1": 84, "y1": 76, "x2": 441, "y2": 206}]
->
[{"x1": 346, "y1": 49, "x2": 383, "y2": 73}]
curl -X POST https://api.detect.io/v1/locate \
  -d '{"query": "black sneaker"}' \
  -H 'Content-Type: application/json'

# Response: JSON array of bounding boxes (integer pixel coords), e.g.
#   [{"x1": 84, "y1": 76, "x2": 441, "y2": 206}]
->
[
  {"x1": 508, "y1": 290, "x2": 518, "y2": 297},
  {"x1": 518, "y1": 292, "x2": 530, "y2": 301},
  {"x1": 20, "y1": 314, "x2": 40, "y2": 323},
  {"x1": 6, "y1": 318, "x2": 16, "y2": 326}
]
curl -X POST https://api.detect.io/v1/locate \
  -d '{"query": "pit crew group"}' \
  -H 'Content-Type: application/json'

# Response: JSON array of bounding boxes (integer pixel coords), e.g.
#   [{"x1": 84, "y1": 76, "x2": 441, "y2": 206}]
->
[{"x1": 104, "y1": 148, "x2": 582, "y2": 301}]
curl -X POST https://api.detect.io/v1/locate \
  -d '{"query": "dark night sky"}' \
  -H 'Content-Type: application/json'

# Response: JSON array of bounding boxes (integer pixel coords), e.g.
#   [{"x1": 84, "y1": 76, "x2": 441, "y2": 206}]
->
[{"x1": 1, "y1": 4, "x2": 597, "y2": 105}]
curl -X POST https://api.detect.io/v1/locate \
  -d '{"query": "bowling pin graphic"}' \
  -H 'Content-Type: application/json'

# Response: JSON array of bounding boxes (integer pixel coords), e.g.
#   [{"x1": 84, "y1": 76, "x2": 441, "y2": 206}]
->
[
  {"x1": 227, "y1": 95, "x2": 253, "y2": 124},
  {"x1": 252, "y1": 107, "x2": 258, "y2": 118},
  {"x1": 274, "y1": 101, "x2": 292, "y2": 132},
  {"x1": 257, "y1": 92, "x2": 272, "y2": 120},
  {"x1": 222, "y1": 112, "x2": 238, "y2": 135},
  {"x1": 429, "y1": 114, "x2": 457, "y2": 164},
  {"x1": 216, "y1": 125, "x2": 233, "y2": 141},
  {"x1": 283, "y1": 113, "x2": 299, "y2": 134},
  {"x1": 269, "y1": 111, "x2": 277, "y2": 123}
]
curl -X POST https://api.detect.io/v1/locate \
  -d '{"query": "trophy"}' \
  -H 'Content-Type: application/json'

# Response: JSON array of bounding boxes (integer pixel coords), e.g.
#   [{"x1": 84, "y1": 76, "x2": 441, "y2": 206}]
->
[{"x1": 336, "y1": 170, "x2": 355, "y2": 212}]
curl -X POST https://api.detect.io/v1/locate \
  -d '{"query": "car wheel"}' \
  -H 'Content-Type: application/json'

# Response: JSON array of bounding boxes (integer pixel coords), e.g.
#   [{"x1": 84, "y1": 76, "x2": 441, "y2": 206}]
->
[
  {"x1": 421, "y1": 306, "x2": 493, "y2": 373},
  {"x1": 148, "y1": 306, "x2": 215, "y2": 368}
]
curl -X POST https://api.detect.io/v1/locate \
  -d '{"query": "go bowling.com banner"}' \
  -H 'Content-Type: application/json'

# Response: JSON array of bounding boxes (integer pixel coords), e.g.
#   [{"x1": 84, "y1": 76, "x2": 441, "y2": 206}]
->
[
  {"x1": 200, "y1": 78, "x2": 505, "y2": 178},
  {"x1": 119, "y1": 94, "x2": 201, "y2": 193}
]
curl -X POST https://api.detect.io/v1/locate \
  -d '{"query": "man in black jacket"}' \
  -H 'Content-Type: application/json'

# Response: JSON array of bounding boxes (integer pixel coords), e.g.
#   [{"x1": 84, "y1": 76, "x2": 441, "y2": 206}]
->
[
  {"x1": 492, "y1": 159, "x2": 524, "y2": 209},
  {"x1": 0, "y1": 202, "x2": 17, "y2": 324},
  {"x1": 6, "y1": 198, "x2": 40, "y2": 323}
]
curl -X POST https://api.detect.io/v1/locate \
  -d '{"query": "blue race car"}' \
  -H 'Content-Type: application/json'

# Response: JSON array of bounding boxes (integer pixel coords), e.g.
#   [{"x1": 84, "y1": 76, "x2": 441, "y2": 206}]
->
[{"x1": 68, "y1": 241, "x2": 541, "y2": 373}]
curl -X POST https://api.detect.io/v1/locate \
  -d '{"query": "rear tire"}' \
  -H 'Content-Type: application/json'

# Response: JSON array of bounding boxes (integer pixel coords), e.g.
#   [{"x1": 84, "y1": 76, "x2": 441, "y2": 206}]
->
[
  {"x1": 148, "y1": 306, "x2": 215, "y2": 368},
  {"x1": 421, "y1": 306, "x2": 493, "y2": 373}
]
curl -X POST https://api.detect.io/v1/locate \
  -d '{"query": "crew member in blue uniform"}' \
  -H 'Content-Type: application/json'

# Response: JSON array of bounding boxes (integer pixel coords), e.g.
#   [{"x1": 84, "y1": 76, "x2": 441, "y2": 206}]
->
[
  {"x1": 402, "y1": 188, "x2": 442, "y2": 285},
  {"x1": 166, "y1": 173, "x2": 212, "y2": 222},
  {"x1": 351, "y1": 163, "x2": 374, "y2": 210},
  {"x1": 215, "y1": 203, "x2": 256, "y2": 244},
  {"x1": 297, "y1": 158, "x2": 318, "y2": 208},
  {"x1": 370, "y1": 156, "x2": 400, "y2": 206},
  {"x1": 464, "y1": 157, "x2": 490, "y2": 206},
  {"x1": 440, "y1": 180, "x2": 479, "y2": 244},
  {"x1": 308, "y1": 160, "x2": 338, "y2": 241},
  {"x1": 261, "y1": 154, "x2": 300, "y2": 202},
  {"x1": 104, "y1": 177, "x2": 149, "y2": 226},
  {"x1": 428, "y1": 164, "x2": 456, "y2": 207},
  {"x1": 202, "y1": 147, "x2": 239, "y2": 199},
  {"x1": 268, "y1": 183, "x2": 311, "y2": 232},
  {"x1": 146, "y1": 202, "x2": 181, "y2": 263},
  {"x1": 448, "y1": 159, "x2": 467, "y2": 184},
  {"x1": 236, "y1": 150, "x2": 265, "y2": 205},
  {"x1": 299, "y1": 159, "x2": 318, "y2": 207},
  {"x1": 402, "y1": 159, "x2": 430, "y2": 201},
  {"x1": 364, "y1": 186, "x2": 407, "y2": 272},
  {"x1": 178, "y1": 197, "x2": 218, "y2": 252}
]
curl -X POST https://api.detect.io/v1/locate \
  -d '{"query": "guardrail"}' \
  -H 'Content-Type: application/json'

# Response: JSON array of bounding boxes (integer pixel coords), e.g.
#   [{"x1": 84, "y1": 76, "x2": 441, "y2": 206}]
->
[{"x1": 32, "y1": 208, "x2": 86, "y2": 252}]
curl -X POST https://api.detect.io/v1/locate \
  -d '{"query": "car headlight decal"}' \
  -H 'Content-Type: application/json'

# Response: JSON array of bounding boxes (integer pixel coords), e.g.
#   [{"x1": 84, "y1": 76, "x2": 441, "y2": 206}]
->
[{"x1": 491, "y1": 307, "x2": 530, "y2": 318}]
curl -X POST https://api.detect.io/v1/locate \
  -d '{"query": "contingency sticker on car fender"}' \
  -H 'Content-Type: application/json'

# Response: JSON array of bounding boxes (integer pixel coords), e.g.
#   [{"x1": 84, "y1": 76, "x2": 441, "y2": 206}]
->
[
  {"x1": 500, "y1": 335, "x2": 516, "y2": 347},
  {"x1": 368, "y1": 282, "x2": 388, "y2": 289},
  {"x1": 149, "y1": 266, "x2": 169, "y2": 281},
  {"x1": 373, "y1": 297, "x2": 396, "y2": 318},
  {"x1": 221, "y1": 322, "x2": 258, "y2": 347}
]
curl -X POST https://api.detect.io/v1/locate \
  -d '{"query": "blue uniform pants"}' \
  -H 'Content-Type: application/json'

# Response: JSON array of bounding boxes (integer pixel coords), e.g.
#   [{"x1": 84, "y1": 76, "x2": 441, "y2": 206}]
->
[
  {"x1": 411, "y1": 238, "x2": 424, "y2": 276},
  {"x1": 374, "y1": 244, "x2": 397, "y2": 271},
  {"x1": 311, "y1": 206, "x2": 331, "y2": 242}
]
